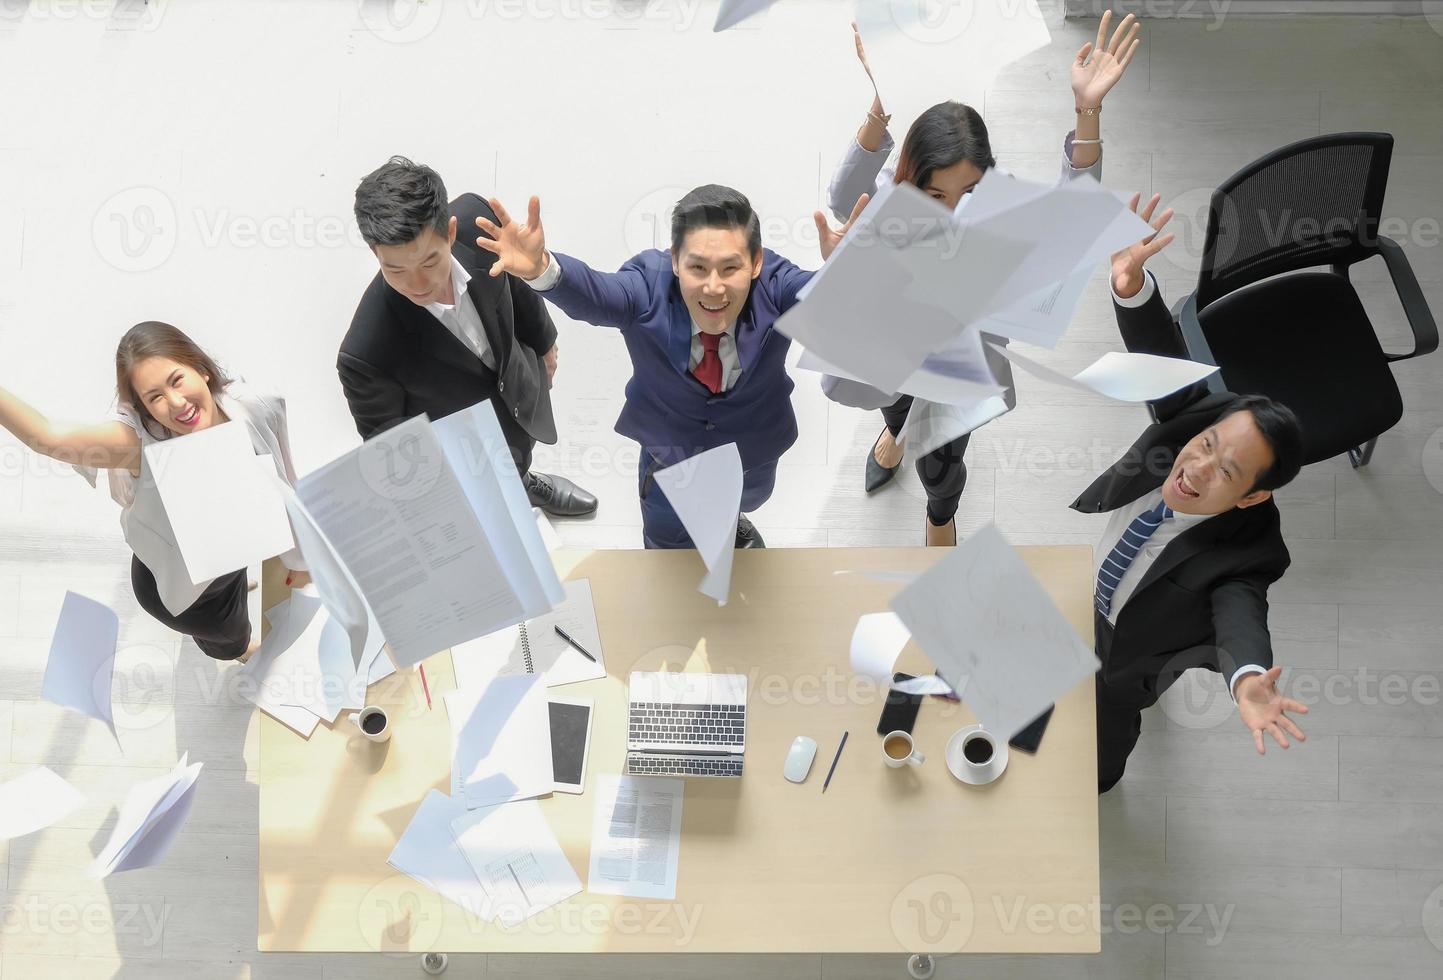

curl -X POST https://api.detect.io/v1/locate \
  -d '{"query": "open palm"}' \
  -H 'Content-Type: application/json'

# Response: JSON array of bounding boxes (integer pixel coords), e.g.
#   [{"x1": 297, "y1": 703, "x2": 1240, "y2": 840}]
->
[
  {"x1": 1236, "y1": 666, "x2": 1309, "y2": 755},
  {"x1": 1071, "y1": 11, "x2": 1141, "y2": 108},
  {"x1": 813, "y1": 193, "x2": 871, "y2": 263},
  {"x1": 474, "y1": 196, "x2": 548, "y2": 280}
]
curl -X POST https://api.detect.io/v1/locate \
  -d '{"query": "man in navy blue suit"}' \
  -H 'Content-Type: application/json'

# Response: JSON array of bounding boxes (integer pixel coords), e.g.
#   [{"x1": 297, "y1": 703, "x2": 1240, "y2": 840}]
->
[{"x1": 473, "y1": 186, "x2": 866, "y2": 549}]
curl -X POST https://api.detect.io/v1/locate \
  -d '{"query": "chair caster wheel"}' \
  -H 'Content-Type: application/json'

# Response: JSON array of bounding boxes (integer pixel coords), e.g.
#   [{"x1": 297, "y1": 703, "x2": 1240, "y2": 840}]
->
[
  {"x1": 907, "y1": 953, "x2": 935, "y2": 979},
  {"x1": 421, "y1": 951, "x2": 448, "y2": 974}
]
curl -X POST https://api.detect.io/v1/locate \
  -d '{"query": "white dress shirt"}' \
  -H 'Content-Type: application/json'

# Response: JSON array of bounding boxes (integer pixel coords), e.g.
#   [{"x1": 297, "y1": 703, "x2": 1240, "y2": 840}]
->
[
  {"x1": 425, "y1": 255, "x2": 496, "y2": 371},
  {"x1": 528, "y1": 251, "x2": 741, "y2": 391},
  {"x1": 1103, "y1": 271, "x2": 1267, "y2": 700}
]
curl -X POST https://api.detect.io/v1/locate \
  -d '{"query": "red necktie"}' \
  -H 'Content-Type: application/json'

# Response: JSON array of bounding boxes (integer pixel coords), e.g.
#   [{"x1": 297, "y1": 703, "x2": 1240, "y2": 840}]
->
[{"x1": 692, "y1": 331, "x2": 724, "y2": 394}]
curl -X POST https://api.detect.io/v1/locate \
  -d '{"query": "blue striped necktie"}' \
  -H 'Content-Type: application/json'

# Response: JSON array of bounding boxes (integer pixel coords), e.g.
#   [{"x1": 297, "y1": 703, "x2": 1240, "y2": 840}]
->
[{"x1": 1095, "y1": 500, "x2": 1173, "y2": 617}]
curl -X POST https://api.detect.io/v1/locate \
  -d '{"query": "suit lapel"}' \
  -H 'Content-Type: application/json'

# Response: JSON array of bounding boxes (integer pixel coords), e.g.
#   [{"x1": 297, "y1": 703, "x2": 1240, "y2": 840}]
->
[
  {"x1": 1131, "y1": 505, "x2": 1251, "y2": 598},
  {"x1": 666, "y1": 291, "x2": 695, "y2": 377},
  {"x1": 463, "y1": 274, "x2": 509, "y2": 371},
  {"x1": 386, "y1": 285, "x2": 493, "y2": 379}
]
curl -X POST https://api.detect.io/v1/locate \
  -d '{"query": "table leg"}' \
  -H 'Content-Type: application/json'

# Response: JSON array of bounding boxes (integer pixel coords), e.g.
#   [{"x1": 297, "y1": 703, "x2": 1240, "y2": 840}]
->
[
  {"x1": 906, "y1": 953, "x2": 936, "y2": 979},
  {"x1": 421, "y1": 952, "x2": 449, "y2": 974}
]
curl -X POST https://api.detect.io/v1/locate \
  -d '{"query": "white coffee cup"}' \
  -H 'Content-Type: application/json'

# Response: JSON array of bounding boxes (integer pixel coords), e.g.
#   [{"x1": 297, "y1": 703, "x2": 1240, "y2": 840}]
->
[
  {"x1": 945, "y1": 725, "x2": 1007, "y2": 785},
  {"x1": 348, "y1": 705, "x2": 391, "y2": 743},
  {"x1": 881, "y1": 730, "x2": 925, "y2": 768}
]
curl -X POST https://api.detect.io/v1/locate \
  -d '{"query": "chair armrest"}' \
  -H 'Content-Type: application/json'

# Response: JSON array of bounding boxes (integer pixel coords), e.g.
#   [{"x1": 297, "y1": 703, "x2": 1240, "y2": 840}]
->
[
  {"x1": 1172, "y1": 290, "x2": 1229, "y2": 399},
  {"x1": 1375, "y1": 236, "x2": 1439, "y2": 362}
]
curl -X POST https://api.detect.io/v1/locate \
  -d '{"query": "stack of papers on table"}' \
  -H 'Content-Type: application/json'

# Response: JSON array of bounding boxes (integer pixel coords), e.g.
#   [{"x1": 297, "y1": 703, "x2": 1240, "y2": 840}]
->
[
  {"x1": 445, "y1": 674, "x2": 554, "y2": 808},
  {"x1": 450, "y1": 798, "x2": 582, "y2": 926},
  {"x1": 388, "y1": 790, "x2": 583, "y2": 927},
  {"x1": 237, "y1": 589, "x2": 394, "y2": 737}
]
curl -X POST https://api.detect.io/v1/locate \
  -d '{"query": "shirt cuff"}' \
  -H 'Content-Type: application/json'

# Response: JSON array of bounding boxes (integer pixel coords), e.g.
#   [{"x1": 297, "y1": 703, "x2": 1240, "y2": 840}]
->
[
  {"x1": 526, "y1": 253, "x2": 562, "y2": 291},
  {"x1": 1112, "y1": 269, "x2": 1157, "y2": 308},
  {"x1": 1228, "y1": 664, "x2": 1268, "y2": 703}
]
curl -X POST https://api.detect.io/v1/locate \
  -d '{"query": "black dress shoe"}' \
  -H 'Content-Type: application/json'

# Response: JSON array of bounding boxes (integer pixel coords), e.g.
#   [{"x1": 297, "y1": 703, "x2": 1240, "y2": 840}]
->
[
  {"x1": 526, "y1": 471, "x2": 598, "y2": 518},
  {"x1": 735, "y1": 513, "x2": 765, "y2": 549},
  {"x1": 865, "y1": 429, "x2": 901, "y2": 493}
]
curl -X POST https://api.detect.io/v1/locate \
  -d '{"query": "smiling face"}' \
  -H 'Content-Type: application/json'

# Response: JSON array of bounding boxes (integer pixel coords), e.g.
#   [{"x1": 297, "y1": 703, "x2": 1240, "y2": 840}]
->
[
  {"x1": 916, "y1": 157, "x2": 986, "y2": 212},
  {"x1": 373, "y1": 217, "x2": 458, "y2": 307},
  {"x1": 1162, "y1": 410, "x2": 1277, "y2": 515},
  {"x1": 129, "y1": 355, "x2": 221, "y2": 436},
  {"x1": 671, "y1": 226, "x2": 762, "y2": 335}
]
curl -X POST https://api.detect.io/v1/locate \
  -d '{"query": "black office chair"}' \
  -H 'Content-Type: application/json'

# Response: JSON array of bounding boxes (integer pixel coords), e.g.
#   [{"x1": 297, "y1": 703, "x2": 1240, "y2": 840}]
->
[{"x1": 1173, "y1": 132, "x2": 1438, "y2": 467}]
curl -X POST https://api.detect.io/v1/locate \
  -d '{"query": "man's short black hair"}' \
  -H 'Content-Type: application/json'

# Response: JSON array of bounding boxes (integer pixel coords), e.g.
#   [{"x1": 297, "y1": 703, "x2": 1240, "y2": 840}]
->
[
  {"x1": 670, "y1": 184, "x2": 762, "y2": 261},
  {"x1": 354, "y1": 156, "x2": 450, "y2": 248},
  {"x1": 1217, "y1": 394, "x2": 1304, "y2": 493}
]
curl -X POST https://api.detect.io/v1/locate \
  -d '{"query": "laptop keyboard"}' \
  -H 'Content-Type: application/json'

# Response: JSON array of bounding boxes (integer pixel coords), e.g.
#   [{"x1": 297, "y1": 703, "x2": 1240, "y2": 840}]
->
[
  {"x1": 628, "y1": 753, "x2": 745, "y2": 777},
  {"x1": 629, "y1": 702, "x2": 746, "y2": 747}
]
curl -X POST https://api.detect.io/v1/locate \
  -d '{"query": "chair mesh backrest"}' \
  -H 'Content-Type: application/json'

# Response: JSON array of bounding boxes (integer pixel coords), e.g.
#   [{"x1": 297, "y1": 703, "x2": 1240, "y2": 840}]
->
[{"x1": 1197, "y1": 133, "x2": 1393, "y2": 309}]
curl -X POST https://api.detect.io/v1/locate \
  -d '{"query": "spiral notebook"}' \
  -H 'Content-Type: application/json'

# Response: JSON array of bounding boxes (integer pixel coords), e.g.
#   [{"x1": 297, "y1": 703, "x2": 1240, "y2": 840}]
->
[{"x1": 451, "y1": 579, "x2": 606, "y2": 690}]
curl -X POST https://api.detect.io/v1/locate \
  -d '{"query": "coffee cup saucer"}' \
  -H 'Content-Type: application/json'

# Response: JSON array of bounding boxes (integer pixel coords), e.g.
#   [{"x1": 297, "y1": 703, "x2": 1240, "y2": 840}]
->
[{"x1": 945, "y1": 725, "x2": 1008, "y2": 786}]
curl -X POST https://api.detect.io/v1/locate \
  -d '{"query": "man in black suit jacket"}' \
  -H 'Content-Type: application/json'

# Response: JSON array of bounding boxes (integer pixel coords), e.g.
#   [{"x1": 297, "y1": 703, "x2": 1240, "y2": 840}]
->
[
  {"x1": 1075, "y1": 194, "x2": 1310, "y2": 793},
  {"x1": 339, "y1": 156, "x2": 596, "y2": 517}
]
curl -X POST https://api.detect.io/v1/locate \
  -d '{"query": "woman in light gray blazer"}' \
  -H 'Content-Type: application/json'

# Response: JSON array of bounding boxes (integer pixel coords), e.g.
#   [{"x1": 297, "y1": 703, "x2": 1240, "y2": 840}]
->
[{"x1": 823, "y1": 13, "x2": 1141, "y2": 546}]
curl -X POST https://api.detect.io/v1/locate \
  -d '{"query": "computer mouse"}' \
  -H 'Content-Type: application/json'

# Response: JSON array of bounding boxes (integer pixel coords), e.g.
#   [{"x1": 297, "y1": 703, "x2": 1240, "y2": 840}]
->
[{"x1": 784, "y1": 736, "x2": 818, "y2": 783}]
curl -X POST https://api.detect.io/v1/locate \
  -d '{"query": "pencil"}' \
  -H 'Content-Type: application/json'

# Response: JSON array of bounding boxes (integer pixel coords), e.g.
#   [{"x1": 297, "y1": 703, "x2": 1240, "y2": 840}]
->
[
  {"x1": 822, "y1": 731, "x2": 848, "y2": 793},
  {"x1": 419, "y1": 663, "x2": 432, "y2": 710}
]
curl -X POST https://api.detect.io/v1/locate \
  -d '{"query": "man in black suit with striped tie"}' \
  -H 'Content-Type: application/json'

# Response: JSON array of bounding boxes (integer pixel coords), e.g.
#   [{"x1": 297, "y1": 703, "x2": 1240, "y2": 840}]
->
[{"x1": 1072, "y1": 194, "x2": 1311, "y2": 793}]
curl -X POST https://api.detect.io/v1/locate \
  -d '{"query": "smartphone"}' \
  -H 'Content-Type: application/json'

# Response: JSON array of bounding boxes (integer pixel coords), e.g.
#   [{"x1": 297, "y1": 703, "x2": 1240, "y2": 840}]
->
[
  {"x1": 876, "y1": 672, "x2": 924, "y2": 736},
  {"x1": 1008, "y1": 704, "x2": 1054, "y2": 755}
]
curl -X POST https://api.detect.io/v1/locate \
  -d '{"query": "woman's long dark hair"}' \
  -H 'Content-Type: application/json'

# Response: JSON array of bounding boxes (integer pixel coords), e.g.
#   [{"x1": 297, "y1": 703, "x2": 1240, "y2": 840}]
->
[
  {"x1": 894, "y1": 101, "x2": 996, "y2": 192},
  {"x1": 115, "y1": 321, "x2": 231, "y2": 438}
]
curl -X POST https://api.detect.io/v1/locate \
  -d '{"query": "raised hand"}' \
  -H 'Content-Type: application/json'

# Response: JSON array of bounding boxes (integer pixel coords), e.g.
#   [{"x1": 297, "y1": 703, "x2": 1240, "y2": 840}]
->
[
  {"x1": 813, "y1": 192, "x2": 870, "y2": 263},
  {"x1": 1109, "y1": 192, "x2": 1175, "y2": 299},
  {"x1": 852, "y1": 21, "x2": 879, "y2": 96},
  {"x1": 1234, "y1": 666, "x2": 1309, "y2": 755},
  {"x1": 1071, "y1": 10, "x2": 1141, "y2": 109},
  {"x1": 474, "y1": 196, "x2": 548, "y2": 280}
]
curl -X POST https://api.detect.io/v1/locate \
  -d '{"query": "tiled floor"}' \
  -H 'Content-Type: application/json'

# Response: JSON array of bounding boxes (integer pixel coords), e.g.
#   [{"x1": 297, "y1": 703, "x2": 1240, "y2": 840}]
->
[{"x1": 2, "y1": 1, "x2": 1443, "y2": 977}]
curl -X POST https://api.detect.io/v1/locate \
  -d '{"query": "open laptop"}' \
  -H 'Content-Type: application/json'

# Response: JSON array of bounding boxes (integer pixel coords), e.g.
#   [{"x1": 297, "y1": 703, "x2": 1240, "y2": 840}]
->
[{"x1": 626, "y1": 671, "x2": 748, "y2": 778}]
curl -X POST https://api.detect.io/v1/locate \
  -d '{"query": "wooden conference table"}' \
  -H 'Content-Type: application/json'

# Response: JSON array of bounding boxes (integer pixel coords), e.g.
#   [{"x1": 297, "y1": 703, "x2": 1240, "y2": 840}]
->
[{"x1": 257, "y1": 546, "x2": 1100, "y2": 955}]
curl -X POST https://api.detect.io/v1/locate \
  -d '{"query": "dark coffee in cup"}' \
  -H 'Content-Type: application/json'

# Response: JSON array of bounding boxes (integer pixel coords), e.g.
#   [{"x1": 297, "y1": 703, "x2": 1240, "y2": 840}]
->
[
  {"x1": 884, "y1": 734, "x2": 912, "y2": 759},
  {"x1": 963, "y1": 734, "x2": 993, "y2": 765},
  {"x1": 362, "y1": 712, "x2": 386, "y2": 735}
]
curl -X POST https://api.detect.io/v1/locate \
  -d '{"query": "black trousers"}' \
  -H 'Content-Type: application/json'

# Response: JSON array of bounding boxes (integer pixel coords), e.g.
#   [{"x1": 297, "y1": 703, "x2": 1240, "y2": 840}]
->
[
  {"x1": 879, "y1": 394, "x2": 970, "y2": 525},
  {"x1": 1094, "y1": 614, "x2": 1211, "y2": 793},
  {"x1": 130, "y1": 555, "x2": 251, "y2": 661}
]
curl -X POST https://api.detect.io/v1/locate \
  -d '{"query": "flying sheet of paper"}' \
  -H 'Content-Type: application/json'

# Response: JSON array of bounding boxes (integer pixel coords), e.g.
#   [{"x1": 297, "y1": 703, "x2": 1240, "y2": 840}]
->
[
  {"x1": 900, "y1": 393, "x2": 1011, "y2": 459},
  {"x1": 956, "y1": 172, "x2": 1153, "y2": 319},
  {"x1": 41, "y1": 591, "x2": 120, "y2": 744},
  {"x1": 433, "y1": 402, "x2": 565, "y2": 617},
  {"x1": 967, "y1": 266, "x2": 1092, "y2": 350},
  {"x1": 714, "y1": 0, "x2": 777, "y2": 30},
  {"x1": 451, "y1": 578, "x2": 607, "y2": 690},
  {"x1": 146, "y1": 420, "x2": 294, "y2": 585},
  {"x1": 988, "y1": 342, "x2": 1220, "y2": 403},
  {"x1": 587, "y1": 775, "x2": 684, "y2": 901},
  {"x1": 779, "y1": 182, "x2": 1036, "y2": 392},
  {"x1": 0, "y1": 767, "x2": 85, "y2": 840},
  {"x1": 278, "y1": 479, "x2": 377, "y2": 670},
  {"x1": 296, "y1": 416, "x2": 532, "y2": 669},
  {"x1": 90, "y1": 753, "x2": 203, "y2": 877},
  {"x1": 122, "y1": 464, "x2": 208, "y2": 616},
  {"x1": 450, "y1": 799, "x2": 582, "y2": 926},
  {"x1": 387, "y1": 789, "x2": 494, "y2": 923},
  {"x1": 890, "y1": 523, "x2": 1099, "y2": 740},
  {"x1": 652, "y1": 444, "x2": 743, "y2": 605},
  {"x1": 849, "y1": 611, "x2": 913, "y2": 683},
  {"x1": 445, "y1": 674, "x2": 554, "y2": 809}
]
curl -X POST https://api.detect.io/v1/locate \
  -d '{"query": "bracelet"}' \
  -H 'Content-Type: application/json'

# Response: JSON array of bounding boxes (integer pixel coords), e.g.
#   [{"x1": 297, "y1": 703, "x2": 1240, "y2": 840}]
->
[
  {"x1": 1071, "y1": 137, "x2": 1102, "y2": 145},
  {"x1": 867, "y1": 110, "x2": 892, "y2": 128},
  {"x1": 1075, "y1": 105, "x2": 1102, "y2": 116}
]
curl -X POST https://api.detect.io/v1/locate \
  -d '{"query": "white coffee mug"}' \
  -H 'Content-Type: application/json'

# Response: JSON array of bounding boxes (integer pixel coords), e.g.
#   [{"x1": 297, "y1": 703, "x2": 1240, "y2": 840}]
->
[
  {"x1": 348, "y1": 705, "x2": 391, "y2": 743},
  {"x1": 881, "y1": 729, "x2": 925, "y2": 768}
]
